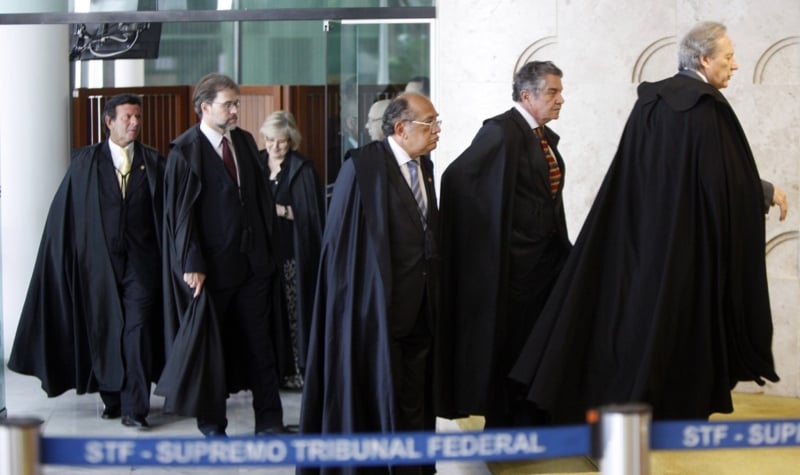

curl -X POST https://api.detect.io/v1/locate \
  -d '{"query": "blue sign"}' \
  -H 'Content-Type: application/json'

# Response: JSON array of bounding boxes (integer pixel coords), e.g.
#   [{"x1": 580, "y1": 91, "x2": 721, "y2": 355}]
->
[
  {"x1": 39, "y1": 419, "x2": 800, "y2": 467},
  {"x1": 652, "y1": 420, "x2": 800, "y2": 450},
  {"x1": 41, "y1": 427, "x2": 590, "y2": 467}
]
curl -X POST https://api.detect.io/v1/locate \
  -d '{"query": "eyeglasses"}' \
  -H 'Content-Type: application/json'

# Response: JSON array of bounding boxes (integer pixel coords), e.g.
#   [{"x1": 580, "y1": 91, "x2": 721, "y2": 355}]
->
[
  {"x1": 212, "y1": 100, "x2": 241, "y2": 111},
  {"x1": 408, "y1": 119, "x2": 442, "y2": 129}
]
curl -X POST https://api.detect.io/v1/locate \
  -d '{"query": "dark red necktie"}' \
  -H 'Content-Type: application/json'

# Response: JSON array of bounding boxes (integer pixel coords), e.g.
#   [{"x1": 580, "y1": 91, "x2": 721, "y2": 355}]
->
[
  {"x1": 221, "y1": 136, "x2": 238, "y2": 185},
  {"x1": 534, "y1": 127, "x2": 561, "y2": 197}
]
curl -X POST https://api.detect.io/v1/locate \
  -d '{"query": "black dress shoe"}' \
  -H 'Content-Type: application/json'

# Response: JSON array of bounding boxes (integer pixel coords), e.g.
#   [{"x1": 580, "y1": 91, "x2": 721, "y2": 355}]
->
[
  {"x1": 101, "y1": 406, "x2": 121, "y2": 420},
  {"x1": 121, "y1": 415, "x2": 149, "y2": 429},
  {"x1": 204, "y1": 429, "x2": 228, "y2": 438},
  {"x1": 256, "y1": 425, "x2": 295, "y2": 435}
]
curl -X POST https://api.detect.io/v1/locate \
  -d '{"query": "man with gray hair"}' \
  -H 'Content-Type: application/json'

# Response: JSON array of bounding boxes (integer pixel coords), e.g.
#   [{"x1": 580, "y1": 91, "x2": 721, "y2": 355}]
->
[
  {"x1": 678, "y1": 21, "x2": 787, "y2": 215},
  {"x1": 510, "y1": 21, "x2": 784, "y2": 423},
  {"x1": 301, "y1": 92, "x2": 441, "y2": 475},
  {"x1": 438, "y1": 61, "x2": 572, "y2": 428}
]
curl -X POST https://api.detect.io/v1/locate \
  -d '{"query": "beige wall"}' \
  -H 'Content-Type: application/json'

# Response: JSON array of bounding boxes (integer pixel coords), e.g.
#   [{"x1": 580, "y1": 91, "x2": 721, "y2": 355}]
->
[{"x1": 435, "y1": 0, "x2": 800, "y2": 397}]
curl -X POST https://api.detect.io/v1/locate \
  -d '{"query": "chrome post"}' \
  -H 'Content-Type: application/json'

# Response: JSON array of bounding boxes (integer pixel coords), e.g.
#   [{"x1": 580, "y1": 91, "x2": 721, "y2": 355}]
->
[
  {"x1": 595, "y1": 403, "x2": 651, "y2": 475},
  {"x1": 0, "y1": 417, "x2": 43, "y2": 475}
]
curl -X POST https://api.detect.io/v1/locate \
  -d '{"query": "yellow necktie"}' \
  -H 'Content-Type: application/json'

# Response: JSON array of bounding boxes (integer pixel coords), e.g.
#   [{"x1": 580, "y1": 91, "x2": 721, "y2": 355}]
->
[{"x1": 118, "y1": 147, "x2": 132, "y2": 198}]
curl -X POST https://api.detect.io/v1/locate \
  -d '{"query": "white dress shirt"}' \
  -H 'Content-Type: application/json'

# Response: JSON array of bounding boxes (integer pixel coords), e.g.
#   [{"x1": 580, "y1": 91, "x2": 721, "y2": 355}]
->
[
  {"x1": 200, "y1": 122, "x2": 240, "y2": 183},
  {"x1": 387, "y1": 135, "x2": 428, "y2": 209}
]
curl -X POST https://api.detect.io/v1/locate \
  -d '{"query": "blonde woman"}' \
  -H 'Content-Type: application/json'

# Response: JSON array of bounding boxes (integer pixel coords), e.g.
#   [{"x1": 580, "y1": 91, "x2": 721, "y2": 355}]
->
[{"x1": 259, "y1": 110, "x2": 324, "y2": 389}]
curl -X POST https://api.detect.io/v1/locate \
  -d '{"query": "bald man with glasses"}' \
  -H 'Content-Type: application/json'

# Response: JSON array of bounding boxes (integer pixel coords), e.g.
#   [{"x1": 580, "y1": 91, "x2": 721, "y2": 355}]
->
[{"x1": 301, "y1": 92, "x2": 442, "y2": 475}]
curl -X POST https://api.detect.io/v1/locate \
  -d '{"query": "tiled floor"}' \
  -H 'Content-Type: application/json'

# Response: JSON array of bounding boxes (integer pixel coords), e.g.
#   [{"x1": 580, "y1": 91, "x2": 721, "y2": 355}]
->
[
  {"x1": 6, "y1": 364, "x2": 799, "y2": 474},
  {"x1": 2, "y1": 364, "x2": 490, "y2": 475}
]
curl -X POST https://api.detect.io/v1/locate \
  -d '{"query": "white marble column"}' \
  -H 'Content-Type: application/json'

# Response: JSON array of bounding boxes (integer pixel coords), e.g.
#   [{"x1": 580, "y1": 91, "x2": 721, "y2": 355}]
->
[
  {"x1": 114, "y1": 59, "x2": 145, "y2": 87},
  {"x1": 0, "y1": 18, "x2": 70, "y2": 360}
]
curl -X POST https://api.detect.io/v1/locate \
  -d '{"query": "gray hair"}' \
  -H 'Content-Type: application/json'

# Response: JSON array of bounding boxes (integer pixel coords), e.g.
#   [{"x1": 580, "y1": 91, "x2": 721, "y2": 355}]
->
[
  {"x1": 260, "y1": 110, "x2": 302, "y2": 151},
  {"x1": 678, "y1": 21, "x2": 727, "y2": 71},
  {"x1": 381, "y1": 94, "x2": 417, "y2": 138},
  {"x1": 512, "y1": 61, "x2": 563, "y2": 102}
]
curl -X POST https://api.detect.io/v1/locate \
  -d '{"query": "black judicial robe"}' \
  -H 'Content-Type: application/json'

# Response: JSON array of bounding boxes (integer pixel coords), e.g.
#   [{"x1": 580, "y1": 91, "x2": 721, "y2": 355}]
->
[
  {"x1": 8, "y1": 142, "x2": 164, "y2": 397},
  {"x1": 435, "y1": 109, "x2": 570, "y2": 419},
  {"x1": 157, "y1": 125, "x2": 276, "y2": 417},
  {"x1": 258, "y1": 150, "x2": 325, "y2": 372},
  {"x1": 509, "y1": 73, "x2": 779, "y2": 422},
  {"x1": 301, "y1": 143, "x2": 429, "y2": 446}
]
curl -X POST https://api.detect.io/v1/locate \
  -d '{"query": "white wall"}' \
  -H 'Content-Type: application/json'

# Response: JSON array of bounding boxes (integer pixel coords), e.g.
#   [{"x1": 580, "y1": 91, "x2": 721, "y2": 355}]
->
[{"x1": 435, "y1": 0, "x2": 800, "y2": 397}]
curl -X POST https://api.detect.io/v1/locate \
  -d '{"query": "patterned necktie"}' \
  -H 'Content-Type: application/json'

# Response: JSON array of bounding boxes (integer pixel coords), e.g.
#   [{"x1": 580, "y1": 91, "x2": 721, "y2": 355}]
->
[
  {"x1": 534, "y1": 127, "x2": 561, "y2": 197},
  {"x1": 407, "y1": 159, "x2": 428, "y2": 228},
  {"x1": 221, "y1": 136, "x2": 238, "y2": 185},
  {"x1": 118, "y1": 146, "x2": 132, "y2": 198}
]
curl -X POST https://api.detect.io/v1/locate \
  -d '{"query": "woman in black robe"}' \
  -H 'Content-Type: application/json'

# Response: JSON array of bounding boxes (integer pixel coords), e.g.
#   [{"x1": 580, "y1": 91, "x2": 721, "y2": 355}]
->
[{"x1": 259, "y1": 110, "x2": 325, "y2": 389}]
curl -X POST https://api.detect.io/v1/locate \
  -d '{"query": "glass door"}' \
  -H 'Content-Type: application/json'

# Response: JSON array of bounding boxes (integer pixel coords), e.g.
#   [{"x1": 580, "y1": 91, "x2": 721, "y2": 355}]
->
[
  {"x1": 323, "y1": 19, "x2": 342, "y2": 197},
  {"x1": 323, "y1": 19, "x2": 433, "y2": 193}
]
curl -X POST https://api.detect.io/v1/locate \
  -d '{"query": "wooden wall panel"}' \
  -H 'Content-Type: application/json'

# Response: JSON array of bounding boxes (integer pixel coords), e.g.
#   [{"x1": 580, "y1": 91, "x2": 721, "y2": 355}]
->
[
  {"x1": 238, "y1": 85, "x2": 287, "y2": 150},
  {"x1": 71, "y1": 84, "x2": 398, "y2": 188},
  {"x1": 72, "y1": 86, "x2": 191, "y2": 157},
  {"x1": 288, "y1": 85, "x2": 327, "y2": 183}
]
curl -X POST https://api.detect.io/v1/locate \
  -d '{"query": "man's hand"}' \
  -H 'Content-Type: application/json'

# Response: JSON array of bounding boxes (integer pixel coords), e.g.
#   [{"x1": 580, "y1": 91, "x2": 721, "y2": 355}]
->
[
  {"x1": 183, "y1": 272, "x2": 206, "y2": 298},
  {"x1": 772, "y1": 185, "x2": 788, "y2": 221}
]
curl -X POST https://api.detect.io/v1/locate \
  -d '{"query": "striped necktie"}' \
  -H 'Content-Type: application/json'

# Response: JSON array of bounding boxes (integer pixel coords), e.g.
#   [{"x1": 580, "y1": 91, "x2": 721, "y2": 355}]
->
[
  {"x1": 534, "y1": 127, "x2": 561, "y2": 197},
  {"x1": 407, "y1": 159, "x2": 427, "y2": 228}
]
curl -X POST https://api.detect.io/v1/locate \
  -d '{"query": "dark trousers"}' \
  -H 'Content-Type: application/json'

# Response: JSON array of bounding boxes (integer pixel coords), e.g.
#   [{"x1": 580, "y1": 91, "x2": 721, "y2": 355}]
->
[
  {"x1": 197, "y1": 272, "x2": 284, "y2": 434},
  {"x1": 388, "y1": 302, "x2": 435, "y2": 475},
  {"x1": 485, "y1": 237, "x2": 566, "y2": 429},
  {"x1": 101, "y1": 269, "x2": 155, "y2": 417},
  {"x1": 389, "y1": 314, "x2": 432, "y2": 432}
]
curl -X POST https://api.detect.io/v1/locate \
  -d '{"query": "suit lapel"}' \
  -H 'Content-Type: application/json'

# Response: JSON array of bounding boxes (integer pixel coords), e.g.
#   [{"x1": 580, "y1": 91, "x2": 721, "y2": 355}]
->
[
  {"x1": 420, "y1": 156, "x2": 437, "y2": 223},
  {"x1": 126, "y1": 144, "x2": 147, "y2": 195},
  {"x1": 384, "y1": 152, "x2": 426, "y2": 232}
]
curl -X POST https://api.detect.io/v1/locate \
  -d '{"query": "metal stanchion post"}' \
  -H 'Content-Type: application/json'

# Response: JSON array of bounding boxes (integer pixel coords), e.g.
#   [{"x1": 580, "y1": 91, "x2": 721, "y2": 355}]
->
[
  {"x1": 0, "y1": 417, "x2": 43, "y2": 475},
  {"x1": 590, "y1": 403, "x2": 651, "y2": 475}
]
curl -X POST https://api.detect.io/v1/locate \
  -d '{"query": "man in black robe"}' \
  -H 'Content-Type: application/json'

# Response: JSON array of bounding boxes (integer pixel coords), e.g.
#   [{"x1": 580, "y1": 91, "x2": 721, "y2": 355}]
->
[
  {"x1": 437, "y1": 61, "x2": 571, "y2": 428},
  {"x1": 509, "y1": 21, "x2": 785, "y2": 423},
  {"x1": 158, "y1": 73, "x2": 286, "y2": 437},
  {"x1": 9, "y1": 94, "x2": 164, "y2": 429},
  {"x1": 300, "y1": 93, "x2": 441, "y2": 475}
]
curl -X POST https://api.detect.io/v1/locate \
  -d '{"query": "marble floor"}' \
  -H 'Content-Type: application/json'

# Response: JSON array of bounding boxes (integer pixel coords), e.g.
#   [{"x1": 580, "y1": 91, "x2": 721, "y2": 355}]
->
[
  {"x1": 2, "y1": 364, "x2": 491, "y2": 475},
  {"x1": 470, "y1": 392, "x2": 800, "y2": 475},
  {"x1": 4, "y1": 365, "x2": 799, "y2": 474}
]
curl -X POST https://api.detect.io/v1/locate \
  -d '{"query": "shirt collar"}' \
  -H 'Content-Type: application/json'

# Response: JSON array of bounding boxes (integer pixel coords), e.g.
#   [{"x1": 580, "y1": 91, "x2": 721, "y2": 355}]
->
[
  {"x1": 200, "y1": 121, "x2": 231, "y2": 149},
  {"x1": 109, "y1": 140, "x2": 133, "y2": 154},
  {"x1": 513, "y1": 102, "x2": 543, "y2": 129},
  {"x1": 108, "y1": 140, "x2": 134, "y2": 169},
  {"x1": 387, "y1": 135, "x2": 414, "y2": 168},
  {"x1": 683, "y1": 68, "x2": 709, "y2": 83}
]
